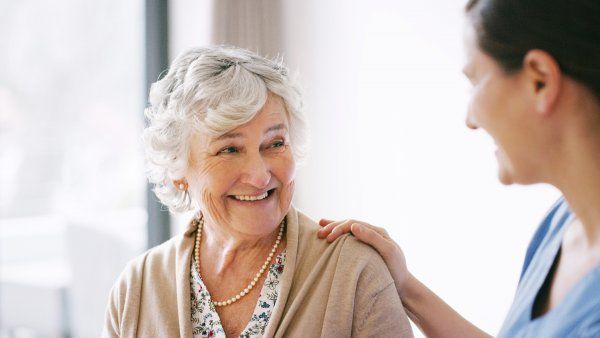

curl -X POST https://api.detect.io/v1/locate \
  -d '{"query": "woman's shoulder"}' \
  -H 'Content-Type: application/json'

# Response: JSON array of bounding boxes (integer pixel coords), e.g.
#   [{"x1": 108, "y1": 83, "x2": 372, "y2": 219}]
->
[
  {"x1": 295, "y1": 210, "x2": 366, "y2": 253},
  {"x1": 520, "y1": 197, "x2": 572, "y2": 280},
  {"x1": 294, "y1": 210, "x2": 392, "y2": 285},
  {"x1": 143, "y1": 233, "x2": 187, "y2": 266},
  {"x1": 103, "y1": 233, "x2": 189, "y2": 337},
  {"x1": 296, "y1": 209, "x2": 385, "y2": 252},
  {"x1": 112, "y1": 233, "x2": 188, "y2": 288},
  {"x1": 336, "y1": 234, "x2": 394, "y2": 286}
]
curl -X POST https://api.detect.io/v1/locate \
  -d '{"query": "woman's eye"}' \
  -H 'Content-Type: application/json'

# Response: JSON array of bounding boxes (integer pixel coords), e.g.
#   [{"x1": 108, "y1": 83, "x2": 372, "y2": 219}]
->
[
  {"x1": 265, "y1": 140, "x2": 287, "y2": 154},
  {"x1": 218, "y1": 146, "x2": 238, "y2": 154},
  {"x1": 271, "y1": 140, "x2": 285, "y2": 148}
]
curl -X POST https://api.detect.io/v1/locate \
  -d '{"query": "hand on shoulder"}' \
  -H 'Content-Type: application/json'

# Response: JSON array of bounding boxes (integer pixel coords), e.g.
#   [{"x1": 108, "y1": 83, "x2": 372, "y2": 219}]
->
[{"x1": 318, "y1": 218, "x2": 411, "y2": 295}]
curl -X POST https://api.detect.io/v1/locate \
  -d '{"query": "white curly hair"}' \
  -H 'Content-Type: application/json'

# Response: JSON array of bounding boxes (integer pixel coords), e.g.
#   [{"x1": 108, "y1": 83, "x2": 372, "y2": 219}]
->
[{"x1": 143, "y1": 46, "x2": 307, "y2": 213}]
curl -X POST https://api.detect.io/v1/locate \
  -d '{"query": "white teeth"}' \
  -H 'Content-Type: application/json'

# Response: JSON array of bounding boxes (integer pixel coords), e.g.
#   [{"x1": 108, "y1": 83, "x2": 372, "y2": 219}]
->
[{"x1": 233, "y1": 192, "x2": 269, "y2": 201}]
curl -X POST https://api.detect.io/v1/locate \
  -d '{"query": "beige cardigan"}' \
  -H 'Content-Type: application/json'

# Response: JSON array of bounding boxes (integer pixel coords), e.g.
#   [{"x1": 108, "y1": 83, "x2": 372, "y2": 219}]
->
[{"x1": 102, "y1": 207, "x2": 413, "y2": 337}]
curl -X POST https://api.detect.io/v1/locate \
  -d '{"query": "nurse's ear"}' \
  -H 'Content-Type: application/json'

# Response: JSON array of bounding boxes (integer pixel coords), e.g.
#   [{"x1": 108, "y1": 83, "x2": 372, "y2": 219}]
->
[{"x1": 522, "y1": 49, "x2": 562, "y2": 116}]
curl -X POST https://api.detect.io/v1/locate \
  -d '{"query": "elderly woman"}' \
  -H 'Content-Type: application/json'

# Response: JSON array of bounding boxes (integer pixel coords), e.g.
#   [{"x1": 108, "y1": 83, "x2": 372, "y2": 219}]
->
[{"x1": 102, "y1": 46, "x2": 413, "y2": 337}]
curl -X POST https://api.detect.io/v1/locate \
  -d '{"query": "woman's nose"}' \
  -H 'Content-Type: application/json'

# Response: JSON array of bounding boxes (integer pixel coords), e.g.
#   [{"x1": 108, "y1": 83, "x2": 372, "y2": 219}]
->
[{"x1": 240, "y1": 153, "x2": 271, "y2": 188}]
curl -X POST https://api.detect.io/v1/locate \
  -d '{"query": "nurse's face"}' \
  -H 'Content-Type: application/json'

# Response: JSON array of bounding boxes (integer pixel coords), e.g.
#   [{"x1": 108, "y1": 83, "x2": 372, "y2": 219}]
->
[{"x1": 462, "y1": 25, "x2": 550, "y2": 185}]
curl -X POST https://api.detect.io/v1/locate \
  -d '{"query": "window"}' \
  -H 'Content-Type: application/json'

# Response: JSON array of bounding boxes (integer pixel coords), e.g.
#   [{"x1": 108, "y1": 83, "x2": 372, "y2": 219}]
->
[{"x1": 0, "y1": 1, "x2": 145, "y2": 336}]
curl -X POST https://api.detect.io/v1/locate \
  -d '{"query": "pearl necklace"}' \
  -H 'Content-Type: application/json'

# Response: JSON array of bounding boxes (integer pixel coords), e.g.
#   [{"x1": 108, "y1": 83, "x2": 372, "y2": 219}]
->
[{"x1": 194, "y1": 217, "x2": 285, "y2": 307}]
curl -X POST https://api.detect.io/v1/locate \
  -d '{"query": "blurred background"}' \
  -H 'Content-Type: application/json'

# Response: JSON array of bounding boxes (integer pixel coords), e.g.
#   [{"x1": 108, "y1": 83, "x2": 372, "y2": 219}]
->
[{"x1": 0, "y1": 0, "x2": 559, "y2": 337}]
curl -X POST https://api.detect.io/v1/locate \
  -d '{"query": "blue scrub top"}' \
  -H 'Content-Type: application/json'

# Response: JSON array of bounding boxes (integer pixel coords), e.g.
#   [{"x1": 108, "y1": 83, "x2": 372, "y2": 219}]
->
[{"x1": 498, "y1": 198, "x2": 600, "y2": 338}]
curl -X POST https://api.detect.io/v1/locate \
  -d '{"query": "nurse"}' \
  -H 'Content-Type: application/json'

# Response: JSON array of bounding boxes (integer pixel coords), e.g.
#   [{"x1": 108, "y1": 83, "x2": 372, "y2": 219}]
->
[{"x1": 319, "y1": 0, "x2": 600, "y2": 336}]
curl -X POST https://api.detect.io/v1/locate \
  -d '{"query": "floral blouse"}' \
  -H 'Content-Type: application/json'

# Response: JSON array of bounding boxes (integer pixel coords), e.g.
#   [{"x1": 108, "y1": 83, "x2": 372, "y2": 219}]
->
[{"x1": 190, "y1": 251, "x2": 286, "y2": 338}]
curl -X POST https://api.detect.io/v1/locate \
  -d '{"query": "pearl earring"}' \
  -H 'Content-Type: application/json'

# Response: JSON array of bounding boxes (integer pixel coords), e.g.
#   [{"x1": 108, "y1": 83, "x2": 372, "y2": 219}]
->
[{"x1": 179, "y1": 183, "x2": 185, "y2": 190}]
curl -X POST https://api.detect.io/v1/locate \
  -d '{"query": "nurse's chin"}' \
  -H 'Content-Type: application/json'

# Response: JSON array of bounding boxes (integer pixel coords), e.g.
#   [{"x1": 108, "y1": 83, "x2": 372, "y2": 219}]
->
[
  {"x1": 495, "y1": 156, "x2": 516, "y2": 186},
  {"x1": 497, "y1": 170, "x2": 515, "y2": 186},
  {"x1": 496, "y1": 163, "x2": 540, "y2": 186}
]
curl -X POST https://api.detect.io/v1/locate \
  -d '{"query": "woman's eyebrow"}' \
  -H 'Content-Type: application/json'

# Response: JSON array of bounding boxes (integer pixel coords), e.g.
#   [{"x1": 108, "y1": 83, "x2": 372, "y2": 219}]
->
[
  {"x1": 213, "y1": 123, "x2": 287, "y2": 142},
  {"x1": 215, "y1": 131, "x2": 243, "y2": 141},
  {"x1": 265, "y1": 123, "x2": 287, "y2": 134}
]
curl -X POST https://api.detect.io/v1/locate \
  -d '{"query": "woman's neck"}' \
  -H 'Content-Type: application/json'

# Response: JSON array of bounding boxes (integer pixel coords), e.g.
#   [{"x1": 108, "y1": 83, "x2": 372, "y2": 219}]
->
[
  {"x1": 199, "y1": 218, "x2": 282, "y2": 276},
  {"x1": 559, "y1": 177, "x2": 600, "y2": 249},
  {"x1": 553, "y1": 111, "x2": 600, "y2": 248}
]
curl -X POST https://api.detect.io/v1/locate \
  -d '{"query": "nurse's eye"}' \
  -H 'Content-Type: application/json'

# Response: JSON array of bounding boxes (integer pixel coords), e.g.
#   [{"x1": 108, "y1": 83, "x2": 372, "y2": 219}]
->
[{"x1": 218, "y1": 146, "x2": 239, "y2": 154}]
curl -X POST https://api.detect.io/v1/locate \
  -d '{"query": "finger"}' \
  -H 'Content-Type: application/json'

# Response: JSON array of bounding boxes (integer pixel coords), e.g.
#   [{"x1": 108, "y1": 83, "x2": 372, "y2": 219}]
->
[
  {"x1": 317, "y1": 220, "x2": 343, "y2": 238},
  {"x1": 371, "y1": 225, "x2": 390, "y2": 239},
  {"x1": 351, "y1": 223, "x2": 394, "y2": 257},
  {"x1": 325, "y1": 220, "x2": 355, "y2": 242},
  {"x1": 355, "y1": 222, "x2": 390, "y2": 239},
  {"x1": 319, "y1": 218, "x2": 335, "y2": 227}
]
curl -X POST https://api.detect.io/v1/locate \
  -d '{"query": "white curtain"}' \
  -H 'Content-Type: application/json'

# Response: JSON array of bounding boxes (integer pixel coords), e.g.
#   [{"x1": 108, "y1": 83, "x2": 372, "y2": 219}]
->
[{"x1": 211, "y1": 0, "x2": 283, "y2": 58}]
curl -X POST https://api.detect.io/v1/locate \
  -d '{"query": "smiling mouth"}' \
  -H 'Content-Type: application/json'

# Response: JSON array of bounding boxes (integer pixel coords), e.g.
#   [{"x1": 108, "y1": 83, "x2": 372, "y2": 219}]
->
[{"x1": 230, "y1": 188, "x2": 275, "y2": 202}]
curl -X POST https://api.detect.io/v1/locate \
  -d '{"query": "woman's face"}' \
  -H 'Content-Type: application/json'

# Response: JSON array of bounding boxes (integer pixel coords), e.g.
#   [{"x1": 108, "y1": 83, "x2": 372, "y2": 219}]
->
[
  {"x1": 185, "y1": 93, "x2": 295, "y2": 237},
  {"x1": 462, "y1": 25, "x2": 545, "y2": 185}
]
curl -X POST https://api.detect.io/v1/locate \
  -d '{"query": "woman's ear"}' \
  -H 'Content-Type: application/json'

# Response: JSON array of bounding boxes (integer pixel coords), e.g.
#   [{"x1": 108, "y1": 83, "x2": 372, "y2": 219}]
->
[
  {"x1": 522, "y1": 49, "x2": 562, "y2": 115},
  {"x1": 173, "y1": 179, "x2": 188, "y2": 191}
]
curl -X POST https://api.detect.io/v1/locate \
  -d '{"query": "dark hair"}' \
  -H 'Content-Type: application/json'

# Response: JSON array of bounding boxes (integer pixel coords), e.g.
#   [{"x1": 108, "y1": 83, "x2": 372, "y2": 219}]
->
[{"x1": 466, "y1": 0, "x2": 600, "y2": 99}]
